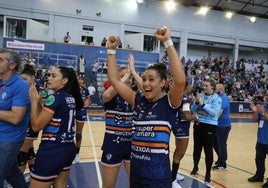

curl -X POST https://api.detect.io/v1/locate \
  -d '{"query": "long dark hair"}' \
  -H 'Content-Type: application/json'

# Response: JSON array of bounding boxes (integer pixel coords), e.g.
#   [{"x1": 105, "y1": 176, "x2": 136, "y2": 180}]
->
[
  {"x1": 146, "y1": 63, "x2": 167, "y2": 80},
  {"x1": 58, "y1": 66, "x2": 84, "y2": 111},
  {"x1": 21, "y1": 64, "x2": 36, "y2": 76}
]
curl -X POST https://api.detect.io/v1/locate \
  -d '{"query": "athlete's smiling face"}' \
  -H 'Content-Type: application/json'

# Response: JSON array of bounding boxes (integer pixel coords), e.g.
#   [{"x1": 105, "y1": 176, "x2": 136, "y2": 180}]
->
[
  {"x1": 142, "y1": 69, "x2": 165, "y2": 102},
  {"x1": 46, "y1": 67, "x2": 68, "y2": 92}
]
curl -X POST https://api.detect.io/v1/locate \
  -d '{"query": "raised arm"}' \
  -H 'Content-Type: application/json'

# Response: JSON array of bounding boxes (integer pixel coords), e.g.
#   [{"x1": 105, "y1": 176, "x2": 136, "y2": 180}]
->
[
  {"x1": 107, "y1": 36, "x2": 136, "y2": 106},
  {"x1": 128, "y1": 53, "x2": 144, "y2": 93},
  {"x1": 154, "y1": 26, "x2": 186, "y2": 107},
  {"x1": 29, "y1": 83, "x2": 53, "y2": 132}
]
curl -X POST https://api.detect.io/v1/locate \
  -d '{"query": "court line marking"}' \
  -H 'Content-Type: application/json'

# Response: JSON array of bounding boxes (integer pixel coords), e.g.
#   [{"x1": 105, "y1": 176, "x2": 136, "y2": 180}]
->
[{"x1": 86, "y1": 116, "x2": 102, "y2": 188}]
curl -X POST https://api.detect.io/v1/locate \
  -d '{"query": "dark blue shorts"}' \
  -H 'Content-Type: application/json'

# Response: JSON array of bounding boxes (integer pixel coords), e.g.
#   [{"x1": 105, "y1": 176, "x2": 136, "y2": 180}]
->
[
  {"x1": 172, "y1": 122, "x2": 190, "y2": 138},
  {"x1": 30, "y1": 143, "x2": 76, "y2": 181},
  {"x1": 76, "y1": 108, "x2": 87, "y2": 122},
  {"x1": 101, "y1": 151, "x2": 130, "y2": 167},
  {"x1": 130, "y1": 174, "x2": 172, "y2": 188}
]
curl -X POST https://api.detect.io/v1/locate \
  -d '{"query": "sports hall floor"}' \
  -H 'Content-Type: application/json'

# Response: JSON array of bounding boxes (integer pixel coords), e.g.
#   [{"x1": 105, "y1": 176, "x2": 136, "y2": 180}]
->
[{"x1": 19, "y1": 111, "x2": 267, "y2": 188}]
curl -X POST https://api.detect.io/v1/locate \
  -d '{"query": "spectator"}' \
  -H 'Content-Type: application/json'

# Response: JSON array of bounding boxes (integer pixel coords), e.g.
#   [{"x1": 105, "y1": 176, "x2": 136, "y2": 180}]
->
[
  {"x1": 0, "y1": 49, "x2": 30, "y2": 188},
  {"x1": 64, "y1": 32, "x2": 72, "y2": 43},
  {"x1": 213, "y1": 83, "x2": 232, "y2": 171},
  {"x1": 91, "y1": 60, "x2": 99, "y2": 81},
  {"x1": 101, "y1": 37, "x2": 107, "y2": 47},
  {"x1": 248, "y1": 91, "x2": 268, "y2": 187},
  {"x1": 79, "y1": 54, "x2": 86, "y2": 77}
]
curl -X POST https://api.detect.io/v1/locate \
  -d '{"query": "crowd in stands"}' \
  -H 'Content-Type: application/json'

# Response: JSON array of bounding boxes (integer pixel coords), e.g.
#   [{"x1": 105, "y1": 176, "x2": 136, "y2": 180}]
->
[
  {"x1": 179, "y1": 55, "x2": 268, "y2": 103},
  {"x1": 19, "y1": 48, "x2": 267, "y2": 104}
]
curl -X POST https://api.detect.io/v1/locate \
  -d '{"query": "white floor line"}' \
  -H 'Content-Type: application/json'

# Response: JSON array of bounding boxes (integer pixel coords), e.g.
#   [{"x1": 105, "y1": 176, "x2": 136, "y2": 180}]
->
[{"x1": 86, "y1": 115, "x2": 103, "y2": 188}]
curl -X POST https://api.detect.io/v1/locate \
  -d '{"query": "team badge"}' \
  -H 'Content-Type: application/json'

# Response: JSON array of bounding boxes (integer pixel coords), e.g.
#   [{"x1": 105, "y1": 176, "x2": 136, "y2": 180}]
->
[
  {"x1": 105, "y1": 153, "x2": 112, "y2": 161},
  {"x1": 45, "y1": 95, "x2": 55, "y2": 106}
]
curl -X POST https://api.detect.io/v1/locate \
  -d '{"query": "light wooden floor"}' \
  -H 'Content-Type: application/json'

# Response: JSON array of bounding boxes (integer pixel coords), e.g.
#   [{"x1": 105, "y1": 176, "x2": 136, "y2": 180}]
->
[{"x1": 34, "y1": 112, "x2": 267, "y2": 188}]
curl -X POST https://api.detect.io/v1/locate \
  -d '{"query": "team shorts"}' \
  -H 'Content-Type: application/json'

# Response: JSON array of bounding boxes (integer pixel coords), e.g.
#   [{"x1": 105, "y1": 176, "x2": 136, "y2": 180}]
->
[
  {"x1": 30, "y1": 143, "x2": 76, "y2": 182},
  {"x1": 76, "y1": 108, "x2": 87, "y2": 122},
  {"x1": 172, "y1": 121, "x2": 190, "y2": 138},
  {"x1": 130, "y1": 173, "x2": 172, "y2": 188},
  {"x1": 25, "y1": 125, "x2": 39, "y2": 139},
  {"x1": 101, "y1": 151, "x2": 130, "y2": 167}
]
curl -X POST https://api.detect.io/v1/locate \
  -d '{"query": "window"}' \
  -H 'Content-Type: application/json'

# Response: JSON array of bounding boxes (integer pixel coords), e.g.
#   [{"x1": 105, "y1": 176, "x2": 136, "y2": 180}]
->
[{"x1": 5, "y1": 17, "x2": 27, "y2": 38}]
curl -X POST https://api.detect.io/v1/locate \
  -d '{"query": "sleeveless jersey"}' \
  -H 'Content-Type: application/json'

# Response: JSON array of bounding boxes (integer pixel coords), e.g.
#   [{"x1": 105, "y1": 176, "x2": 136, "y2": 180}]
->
[
  {"x1": 101, "y1": 94, "x2": 133, "y2": 154},
  {"x1": 131, "y1": 93, "x2": 177, "y2": 179}
]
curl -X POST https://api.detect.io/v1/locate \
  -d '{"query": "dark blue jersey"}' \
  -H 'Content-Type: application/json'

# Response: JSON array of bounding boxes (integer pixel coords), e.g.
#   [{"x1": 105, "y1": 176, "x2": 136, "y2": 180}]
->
[
  {"x1": 101, "y1": 94, "x2": 133, "y2": 154},
  {"x1": 131, "y1": 93, "x2": 177, "y2": 179},
  {"x1": 41, "y1": 90, "x2": 76, "y2": 144}
]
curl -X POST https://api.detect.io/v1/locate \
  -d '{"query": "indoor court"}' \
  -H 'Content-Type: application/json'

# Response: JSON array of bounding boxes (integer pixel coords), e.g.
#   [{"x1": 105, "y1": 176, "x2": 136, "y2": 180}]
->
[{"x1": 25, "y1": 111, "x2": 267, "y2": 188}]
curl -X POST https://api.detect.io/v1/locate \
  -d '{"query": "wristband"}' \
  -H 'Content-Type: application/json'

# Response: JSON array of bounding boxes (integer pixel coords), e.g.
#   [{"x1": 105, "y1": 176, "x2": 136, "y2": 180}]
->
[
  {"x1": 163, "y1": 39, "x2": 173, "y2": 49},
  {"x1": 107, "y1": 49, "x2": 116, "y2": 55}
]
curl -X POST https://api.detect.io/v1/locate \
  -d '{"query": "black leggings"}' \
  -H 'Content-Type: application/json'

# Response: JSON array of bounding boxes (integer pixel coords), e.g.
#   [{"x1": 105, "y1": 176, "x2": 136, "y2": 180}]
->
[{"x1": 193, "y1": 122, "x2": 216, "y2": 176}]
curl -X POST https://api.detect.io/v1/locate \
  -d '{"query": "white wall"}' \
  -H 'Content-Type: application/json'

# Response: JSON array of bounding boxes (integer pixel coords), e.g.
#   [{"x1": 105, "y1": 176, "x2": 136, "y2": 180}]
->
[{"x1": 0, "y1": 0, "x2": 267, "y2": 63}]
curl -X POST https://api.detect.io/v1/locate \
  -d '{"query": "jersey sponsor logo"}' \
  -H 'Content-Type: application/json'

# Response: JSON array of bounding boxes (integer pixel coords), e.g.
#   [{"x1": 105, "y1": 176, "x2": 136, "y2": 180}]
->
[
  {"x1": 1, "y1": 91, "x2": 7, "y2": 100},
  {"x1": 45, "y1": 95, "x2": 55, "y2": 106},
  {"x1": 132, "y1": 145, "x2": 151, "y2": 152}
]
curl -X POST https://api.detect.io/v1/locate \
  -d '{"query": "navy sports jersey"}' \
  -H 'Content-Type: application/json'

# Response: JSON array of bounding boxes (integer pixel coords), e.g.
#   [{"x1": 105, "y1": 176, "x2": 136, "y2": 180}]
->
[
  {"x1": 41, "y1": 90, "x2": 76, "y2": 144},
  {"x1": 30, "y1": 90, "x2": 76, "y2": 181},
  {"x1": 172, "y1": 95, "x2": 191, "y2": 138},
  {"x1": 101, "y1": 94, "x2": 133, "y2": 154},
  {"x1": 76, "y1": 86, "x2": 89, "y2": 122},
  {"x1": 80, "y1": 86, "x2": 89, "y2": 102},
  {"x1": 175, "y1": 95, "x2": 191, "y2": 123},
  {"x1": 131, "y1": 93, "x2": 177, "y2": 179}
]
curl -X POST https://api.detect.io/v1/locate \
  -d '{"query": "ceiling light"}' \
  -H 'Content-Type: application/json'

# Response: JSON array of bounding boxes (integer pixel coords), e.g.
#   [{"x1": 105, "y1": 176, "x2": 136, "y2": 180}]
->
[
  {"x1": 225, "y1": 12, "x2": 233, "y2": 19},
  {"x1": 250, "y1": 16, "x2": 256, "y2": 23},
  {"x1": 165, "y1": 0, "x2": 176, "y2": 12},
  {"x1": 136, "y1": 0, "x2": 143, "y2": 3},
  {"x1": 197, "y1": 6, "x2": 209, "y2": 15}
]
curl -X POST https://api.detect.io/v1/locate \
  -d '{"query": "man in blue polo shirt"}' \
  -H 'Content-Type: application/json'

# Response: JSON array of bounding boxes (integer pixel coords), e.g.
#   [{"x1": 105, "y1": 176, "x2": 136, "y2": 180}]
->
[
  {"x1": 248, "y1": 91, "x2": 268, "y2": 188},
  {"x1": 0, "y1": 49, "x2": 30, "y2": 188},
  {"x1": 213, "y1": 83, "x2": 232, "y2": 171}
]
